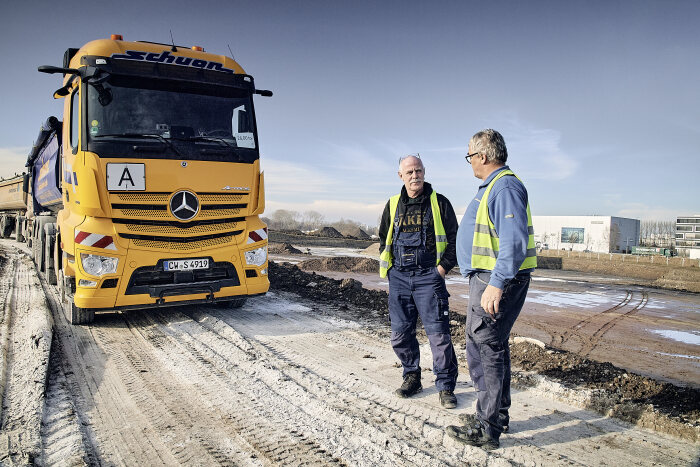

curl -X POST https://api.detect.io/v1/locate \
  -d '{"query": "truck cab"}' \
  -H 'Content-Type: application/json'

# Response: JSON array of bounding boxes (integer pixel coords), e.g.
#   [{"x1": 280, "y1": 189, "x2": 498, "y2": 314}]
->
[{"x1": 38, "y1": 35, "x2": 272, "y2": 323}]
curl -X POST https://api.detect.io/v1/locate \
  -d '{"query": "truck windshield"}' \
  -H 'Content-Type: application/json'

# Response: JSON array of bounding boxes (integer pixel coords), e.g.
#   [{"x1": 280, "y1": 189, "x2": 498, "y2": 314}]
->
[{"x1": 86, "y1": 74, "x2": 257, "y2": 161}]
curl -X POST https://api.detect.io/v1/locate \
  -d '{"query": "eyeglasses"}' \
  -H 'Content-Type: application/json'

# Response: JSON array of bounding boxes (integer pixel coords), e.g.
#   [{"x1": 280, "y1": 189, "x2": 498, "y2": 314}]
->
[{"x1": 465, "y1": 152, "x2": 479, "y2": 164}]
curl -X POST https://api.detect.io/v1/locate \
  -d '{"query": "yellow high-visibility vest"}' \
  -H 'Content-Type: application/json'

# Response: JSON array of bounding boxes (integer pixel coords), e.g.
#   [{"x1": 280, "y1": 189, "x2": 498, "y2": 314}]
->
[
  {"x1": 379, "y1": 190, "x2": 447, "y2": 278},
  {"x1": 471, "y1": 169, "x2": 537, "y2": 270}
]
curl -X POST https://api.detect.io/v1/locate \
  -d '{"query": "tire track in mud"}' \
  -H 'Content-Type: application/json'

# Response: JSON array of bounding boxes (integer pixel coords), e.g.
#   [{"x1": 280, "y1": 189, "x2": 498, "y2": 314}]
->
[
  {"x1": 91, "y1": 320, "x2": 253, "y2": 466},
  {"x1": 126, "y1": 307, "x2": 357, "y2": 466},
  {"x1": 0, "y1": 251, "x2": 52, "y2": 465},
  {"x1": 42, "y1": 284, "x2": 179, "y2": 465},
  {"x1": 579, "y1": 291, "x2": 648, "y2": 356},
  {"x1": 142, "y1": 304, "x2": 448, "y2": 465},
  {"x1": 40, "y1": 346, "x2": 94, "y2": 466},
  {"x1": 550, "y1": 291, "x2": 633, "y2": 349}
]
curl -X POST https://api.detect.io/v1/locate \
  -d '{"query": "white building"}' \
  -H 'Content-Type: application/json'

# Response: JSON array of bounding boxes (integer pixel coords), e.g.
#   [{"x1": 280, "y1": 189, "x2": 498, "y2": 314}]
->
[
  {"x1": 676, "y1": 215, "x2": 700, "y2": 259},
  {"x1": 532, "y1": 216, "x2": 640, "y2": 253}
]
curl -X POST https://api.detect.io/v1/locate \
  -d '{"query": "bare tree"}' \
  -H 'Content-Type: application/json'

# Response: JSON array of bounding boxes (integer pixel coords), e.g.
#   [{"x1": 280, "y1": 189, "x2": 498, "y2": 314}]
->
[
  {"x1": 300, "y1": 210, "x2": 325, "y2": 231},
  {"x1": 270, "y1": 209, "x2": 300, "y2": 230}
]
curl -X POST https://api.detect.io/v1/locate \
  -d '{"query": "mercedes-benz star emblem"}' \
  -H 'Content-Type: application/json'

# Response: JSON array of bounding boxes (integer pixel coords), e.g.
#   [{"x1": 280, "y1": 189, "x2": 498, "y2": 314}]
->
[{"x1": 170, "y1": 190, "x2": 199, "y2": 221}]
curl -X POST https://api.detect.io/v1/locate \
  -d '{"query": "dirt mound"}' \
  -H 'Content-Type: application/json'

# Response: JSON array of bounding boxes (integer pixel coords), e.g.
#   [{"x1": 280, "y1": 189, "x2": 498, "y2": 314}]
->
[
  {"x1": 338, "y1": 226, "x2": 371, "y2": 239},
  {"x1": 269, "y1": 261, "x2": 387, "y2": 313},
  {"x1": 362, "y1": 243, "x2": 380, "y2": 257},
  {"x1": 510, "y1": 341, "x2": 700, "y2": 438},
  {"x1": 268, "y1": 242, "x2": 303, "y2": 254},
  {"x1": 537, "y1": 254, "x2": 700, "y2": 293},
  {"x1": 298, "y1": 256, "x2": 379, "y2": 273},
  {"x1": 311, "y1": 227, "x2": 344, "y2": 238}
]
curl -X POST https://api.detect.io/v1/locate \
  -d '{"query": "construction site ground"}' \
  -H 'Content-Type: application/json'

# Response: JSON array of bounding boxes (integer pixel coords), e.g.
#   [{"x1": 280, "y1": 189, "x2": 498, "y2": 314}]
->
[{"x1": 0, "y1": 237, "x2": 698, "y2": 466}]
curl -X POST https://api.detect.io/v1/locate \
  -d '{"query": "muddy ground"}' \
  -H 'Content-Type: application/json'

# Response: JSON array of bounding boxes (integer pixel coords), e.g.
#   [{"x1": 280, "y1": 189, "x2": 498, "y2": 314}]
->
[{"x1": 269, "y1": 246, "x2": 700, "y2": 441}]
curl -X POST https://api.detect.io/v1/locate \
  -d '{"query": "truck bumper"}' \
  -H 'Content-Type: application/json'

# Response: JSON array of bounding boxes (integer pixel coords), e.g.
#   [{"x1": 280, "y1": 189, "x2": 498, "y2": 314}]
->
[{"x1": 72, "y1": 246, "x2": 269, "y2": 311}]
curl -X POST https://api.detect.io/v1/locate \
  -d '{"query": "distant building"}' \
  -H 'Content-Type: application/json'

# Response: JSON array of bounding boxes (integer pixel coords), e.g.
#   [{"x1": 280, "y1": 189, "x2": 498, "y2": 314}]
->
[
  {"x1": 531, "y1": 216, "x2": 640, "y2": 253},
  {"x1": 675, "y1": 215, "x2": 700, "y2": 259}
]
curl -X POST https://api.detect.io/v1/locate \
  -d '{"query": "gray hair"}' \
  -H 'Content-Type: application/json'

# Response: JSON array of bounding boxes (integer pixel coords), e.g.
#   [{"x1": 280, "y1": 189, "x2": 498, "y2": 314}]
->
[
  {"x1": 398, "y1": 153, "x2": 423, "y2": 168},
  {"x1": 470, "y1": 129, "x2": 508, "y2": 164}
]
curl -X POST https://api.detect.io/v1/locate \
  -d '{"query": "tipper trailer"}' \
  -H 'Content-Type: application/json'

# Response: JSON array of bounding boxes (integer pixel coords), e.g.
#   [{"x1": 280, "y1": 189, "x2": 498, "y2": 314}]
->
[{"x1": 2, "y1": 34, "x2": 272, "y2": 324}]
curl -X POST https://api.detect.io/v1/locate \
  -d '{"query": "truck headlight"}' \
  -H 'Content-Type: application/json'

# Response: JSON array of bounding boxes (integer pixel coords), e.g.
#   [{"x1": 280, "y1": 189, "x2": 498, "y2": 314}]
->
[
  {"x1": 245, "y1": 246, "x2": 267, "y2": 267},
  {"x1": 80, "y1": 253, "x2": 119, "y2": 277}
]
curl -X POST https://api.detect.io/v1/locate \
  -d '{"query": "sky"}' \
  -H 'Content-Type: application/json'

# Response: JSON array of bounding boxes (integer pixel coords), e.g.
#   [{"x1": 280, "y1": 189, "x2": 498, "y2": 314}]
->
[{"x1": 1, "y1": 0, "x2": 698, "y2": 227}]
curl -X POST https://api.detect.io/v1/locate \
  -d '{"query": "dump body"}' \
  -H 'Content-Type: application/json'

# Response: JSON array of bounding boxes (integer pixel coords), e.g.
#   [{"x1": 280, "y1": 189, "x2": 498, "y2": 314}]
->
[{"x1": 0, "y1": 176, "x2": 26, "y2": 211}]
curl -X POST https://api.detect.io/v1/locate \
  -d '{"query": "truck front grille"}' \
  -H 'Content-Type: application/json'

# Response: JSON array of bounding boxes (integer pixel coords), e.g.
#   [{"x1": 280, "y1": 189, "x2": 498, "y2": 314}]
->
[{"x1": 110, "y1": 191, "x2": 250, "y2": 250}]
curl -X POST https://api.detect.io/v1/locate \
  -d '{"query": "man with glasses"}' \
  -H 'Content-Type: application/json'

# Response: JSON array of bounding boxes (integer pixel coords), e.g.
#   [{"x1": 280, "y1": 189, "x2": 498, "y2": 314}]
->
[
  {"x1": 446, "y1": 129, "x2": 537, "y2": 450},
  {"x1": 379, "y1": 154, "x2": 460, "y2": 408}
]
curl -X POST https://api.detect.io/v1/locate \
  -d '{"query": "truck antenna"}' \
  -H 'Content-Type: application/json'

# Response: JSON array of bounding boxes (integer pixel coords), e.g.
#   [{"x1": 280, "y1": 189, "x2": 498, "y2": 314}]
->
[
  {"x1": 169, "y1": 30, "x2": 177, "y2": 52},
  {"x1": 227, "y1": 44, "x2": 235, "y2": 60}
]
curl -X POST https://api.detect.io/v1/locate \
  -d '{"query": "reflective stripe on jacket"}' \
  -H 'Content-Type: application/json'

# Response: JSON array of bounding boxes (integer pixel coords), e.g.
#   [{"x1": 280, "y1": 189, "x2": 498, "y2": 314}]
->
[
  {"x1": 471, "y1": 169, "x2": 537, "y2": 271},
  {"x1": 379, "y1": 190, "x2": 447, "y2": 277}
]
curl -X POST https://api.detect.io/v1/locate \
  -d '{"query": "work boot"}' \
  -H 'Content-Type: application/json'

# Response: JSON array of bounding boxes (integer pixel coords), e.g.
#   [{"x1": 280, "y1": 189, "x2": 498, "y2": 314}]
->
[
  {"x1": 459, "y1": 413, "x2": 509, "y2": 434},
  {"x1": 395, "y1": 371, "x2": 422, "y2": 398},
  {"x1": 446, "y1": 423, "x2": 499, "y2": 451},
  {"x1": 439, "y1": 390, "x2": 457, "y2": 409}
]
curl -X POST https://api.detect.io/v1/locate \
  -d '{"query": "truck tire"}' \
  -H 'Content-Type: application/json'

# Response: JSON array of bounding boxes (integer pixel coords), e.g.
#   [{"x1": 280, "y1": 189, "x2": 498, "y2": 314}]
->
[
  {"x1": 68, "y1": 303, "x2": 95, "y2": 325},
  {"x1": 15, "y1": 214, "x2": 24, "y2": 243},
  {"x1": 44, "y1": 223, "x2": 57, "y2": 285},
  {"x1": 0, "y1": 215, "x2": 13, "y2": 239},
  {"x1": 217, "y1": 297, "x2": 247, "y2": 309}
]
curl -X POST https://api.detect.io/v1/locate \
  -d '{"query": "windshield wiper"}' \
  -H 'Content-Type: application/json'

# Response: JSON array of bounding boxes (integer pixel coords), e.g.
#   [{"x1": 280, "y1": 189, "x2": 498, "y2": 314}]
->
[
  {"x1": 93, "y1": 133, "x2": 185, "y2": 159},
  {"x1": 185, "y1": 135, "x2": 238, "y2": 150}
]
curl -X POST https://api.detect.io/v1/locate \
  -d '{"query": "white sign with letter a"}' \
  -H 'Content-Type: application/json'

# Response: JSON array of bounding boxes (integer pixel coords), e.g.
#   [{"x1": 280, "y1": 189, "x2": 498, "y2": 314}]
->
[{"x1": 106, "y1": 163, "x2": 146, "y2": 191}]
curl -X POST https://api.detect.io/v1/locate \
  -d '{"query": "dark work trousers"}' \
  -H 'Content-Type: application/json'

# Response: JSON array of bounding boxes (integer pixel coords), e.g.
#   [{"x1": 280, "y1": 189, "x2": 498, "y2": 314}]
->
[
  {"x1": 466, "y1": 271, "x2": 531, "y2": 441},
  {"x1": 388, "y1": 266, "x2": 458, "y2": 391}
]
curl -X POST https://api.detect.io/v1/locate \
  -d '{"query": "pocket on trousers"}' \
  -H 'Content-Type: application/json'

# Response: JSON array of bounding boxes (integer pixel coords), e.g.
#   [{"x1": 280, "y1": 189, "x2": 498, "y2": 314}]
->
[
  {"x1": 436, "y1": 294, "x2": 450, "y2": 322},
  {"x1": 470, "y1": 316, "x2": 499, "y2": 344}
]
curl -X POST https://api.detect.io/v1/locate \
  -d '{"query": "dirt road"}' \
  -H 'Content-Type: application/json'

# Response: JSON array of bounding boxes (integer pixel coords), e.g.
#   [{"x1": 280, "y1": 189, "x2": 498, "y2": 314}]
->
[{"x1": 0, "y1": 240, "x2": 698, "y2": 465}]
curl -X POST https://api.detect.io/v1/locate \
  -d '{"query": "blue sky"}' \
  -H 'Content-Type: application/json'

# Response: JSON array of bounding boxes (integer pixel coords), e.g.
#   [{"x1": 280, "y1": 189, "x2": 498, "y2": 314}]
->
[{"x1": 1, "y1": 0, "x2": 698, "y2": 226}]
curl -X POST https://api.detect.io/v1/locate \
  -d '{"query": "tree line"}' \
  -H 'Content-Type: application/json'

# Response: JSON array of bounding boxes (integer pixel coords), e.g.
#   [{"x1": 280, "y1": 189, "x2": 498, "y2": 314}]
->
[
  {"x1": 262, "y1": 210, "x2": 378, "y2": 237},
  {"x1": 639, "y1": 220, "x2": 676, "y2": 247}
]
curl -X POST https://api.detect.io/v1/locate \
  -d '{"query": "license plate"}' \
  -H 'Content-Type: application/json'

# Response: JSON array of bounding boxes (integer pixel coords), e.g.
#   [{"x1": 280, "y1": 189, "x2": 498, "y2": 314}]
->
[{"x1": 164, "y1": 258, "x2": 209, "y2": 271}]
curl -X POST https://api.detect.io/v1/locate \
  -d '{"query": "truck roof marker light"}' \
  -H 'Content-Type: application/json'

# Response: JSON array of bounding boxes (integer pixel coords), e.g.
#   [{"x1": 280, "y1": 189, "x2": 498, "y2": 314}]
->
[
  {"x1": 111, "y1": 34, "x2": 123, "y2": 41},
  {"x1": 191, "y1": 46, "x2": 204, "y2": 52}
]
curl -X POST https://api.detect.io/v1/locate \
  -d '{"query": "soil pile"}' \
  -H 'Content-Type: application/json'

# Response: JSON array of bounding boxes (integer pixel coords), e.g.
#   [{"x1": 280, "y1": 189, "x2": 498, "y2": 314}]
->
[
  {"x1": 299, "y1": 256, "x2": 379, "y2": 273},
  {"x1": 268, "y1": 260, "x2": 700, "y2": 435},
  {"x1": 511, "y1": 342, "x2": 699, "y2": 426},
  {"x1": 538, "y1": 254, "x2": 700, "y2": 293},
  {"x1": 269, "y1": 261, "x2": 388, "y2": 313},
  {"x1": 311, "y1": 227, "x2": 344, "y2": 238},
  {"x1": 268, "y1": 242, "x2": 303, "y2": 254},
  {"x1": 339, "y1": 227, "x2": 371, "y2": 239},
  {"x1": 362, "y1": 243, "x2": 380, "y2": 257}
]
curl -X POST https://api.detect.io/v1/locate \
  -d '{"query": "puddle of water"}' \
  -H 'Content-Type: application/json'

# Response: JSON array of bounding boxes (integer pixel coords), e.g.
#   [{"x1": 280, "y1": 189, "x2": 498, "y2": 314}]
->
[
  {"x1": 650, "y1": 329, "x2": 700, "y2": 346},
  {"x1": 656, "y1": 351, "x2": 700, "y2": 360},
  {"x1": 525, "y1": 290, "x2": 615, "y2": 308}
]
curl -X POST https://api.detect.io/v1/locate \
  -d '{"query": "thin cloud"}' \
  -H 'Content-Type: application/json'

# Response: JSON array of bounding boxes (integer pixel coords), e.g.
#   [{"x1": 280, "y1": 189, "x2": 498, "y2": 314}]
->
[
  {"x1": 0, "y1": 147, "x2": 30, "y2": 176},
  {"x1": 481, "y1": 114, "x2": 578, "y2": 181}
]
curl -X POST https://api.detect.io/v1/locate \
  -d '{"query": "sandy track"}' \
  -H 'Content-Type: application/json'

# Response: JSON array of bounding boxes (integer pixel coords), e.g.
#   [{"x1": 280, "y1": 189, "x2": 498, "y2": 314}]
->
[{"x1": 0, "y1": 240, "x2": 698, "y2": 465}]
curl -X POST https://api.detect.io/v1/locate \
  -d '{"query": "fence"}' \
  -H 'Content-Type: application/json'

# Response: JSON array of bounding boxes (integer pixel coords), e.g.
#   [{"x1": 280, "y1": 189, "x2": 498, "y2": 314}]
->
[{"x1": 537, "y1": 249, "x2": 700, "y2": 268}]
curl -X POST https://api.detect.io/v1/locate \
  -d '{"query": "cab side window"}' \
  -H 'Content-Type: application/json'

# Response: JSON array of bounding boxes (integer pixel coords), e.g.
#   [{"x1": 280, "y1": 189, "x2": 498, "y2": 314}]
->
[{"x1": 70, "y1": 89, "x2": 79, "y2": 153}]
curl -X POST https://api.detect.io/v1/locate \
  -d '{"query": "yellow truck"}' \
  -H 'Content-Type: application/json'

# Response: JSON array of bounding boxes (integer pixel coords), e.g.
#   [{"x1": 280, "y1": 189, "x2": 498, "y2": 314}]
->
[{"x1": 18, "y1": 34, "x2": 272, "y2": 324}]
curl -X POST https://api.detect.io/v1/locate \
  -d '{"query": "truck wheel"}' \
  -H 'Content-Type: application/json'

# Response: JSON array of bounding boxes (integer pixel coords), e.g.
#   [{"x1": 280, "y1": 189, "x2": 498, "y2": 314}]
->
[
  {"x1": 44, "y1": 224, "x2": 57, "y2": 285},
  {"x1": 0, "y1": 216, "x2": 12, "y2": 239},
  {"x1": 217, "y1": 297, "x2": 247, "y2": 309},
  {"x1": 15, "y1": 214, "x2": 24, "y2": 243},
  {"x1": 68, "y1": 302, "x2": 95, "y2": 325}
]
